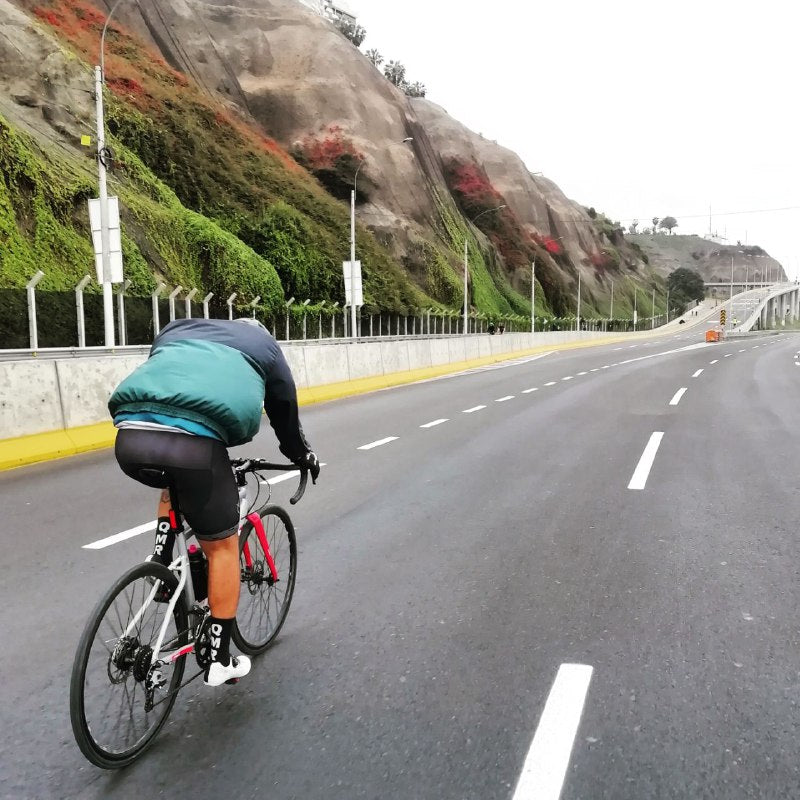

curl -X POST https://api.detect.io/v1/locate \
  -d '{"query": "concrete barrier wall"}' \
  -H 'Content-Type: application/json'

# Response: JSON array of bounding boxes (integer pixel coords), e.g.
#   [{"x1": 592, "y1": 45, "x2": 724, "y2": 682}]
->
[{"x1": 0, "y1": 331, "x2": 611, "y2": 440}]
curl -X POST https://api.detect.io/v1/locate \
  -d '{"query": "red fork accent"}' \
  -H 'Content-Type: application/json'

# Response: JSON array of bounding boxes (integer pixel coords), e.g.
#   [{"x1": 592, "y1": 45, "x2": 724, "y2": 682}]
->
[{"x1": 246, "y1": 512, "x2": 279, "y2": 581}]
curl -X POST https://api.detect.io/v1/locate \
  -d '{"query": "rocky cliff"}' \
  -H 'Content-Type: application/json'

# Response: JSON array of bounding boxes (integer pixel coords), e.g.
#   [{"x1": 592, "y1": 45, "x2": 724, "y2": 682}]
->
[
  {"x1": 1, "y1": 0, "x2": 741, "y2": 324},
  {"x1": 629, "y1": 234, "x2": 784, "y2": 287}
]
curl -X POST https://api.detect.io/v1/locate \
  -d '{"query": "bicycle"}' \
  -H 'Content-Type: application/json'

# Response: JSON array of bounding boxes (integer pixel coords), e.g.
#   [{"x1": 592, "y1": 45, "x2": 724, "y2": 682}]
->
[{"x1": 69, "y1": 457, "x2": 307, "y2": 769}]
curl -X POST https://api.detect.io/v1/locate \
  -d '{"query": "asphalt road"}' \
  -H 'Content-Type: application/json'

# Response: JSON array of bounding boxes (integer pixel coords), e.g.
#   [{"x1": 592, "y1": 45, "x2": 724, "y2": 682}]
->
[{"x1": 2, "y1": 328, "x2": 800, "y2": 800}]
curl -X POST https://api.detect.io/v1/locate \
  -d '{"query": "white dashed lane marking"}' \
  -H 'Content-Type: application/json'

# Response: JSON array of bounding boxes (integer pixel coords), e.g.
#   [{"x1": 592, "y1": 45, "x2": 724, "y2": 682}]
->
[
  {"x1": 628, "y1": 432, "x2": 665, "y2": 491},
  {"x1": 692, "y1": 369, "x2": 703, "y2": 378},
  {"x1": 544, "y1": 381, "x2": 556, "y2": 387},
  {"x1": 358, "y1": 437, "x2": 398, "y2": 450},
  {"x1": 725, "y1": 354, "x2": 733, "y2": 358},
  {"x1": 462, "y1": 405, "x2": 486, "y2": 413},
  {"x1": 710, "y1": 359, "x2": 718, "y2": 364},
  {"x1": 420, "y1": 418, "x2": 449, "y2": 428},
  {"x1": 496, "y1": 395, "x2": 515, "y2": 402},
  {"x1": 522, "y1": 388, "x2": 538, "y2": 394},
  {"x1": 512, "y1": 664, "x2": 594, "y2": 800},
  {"x1": 83, "y1": 521, "x2": 155, "y2": 550},
  {"x1": 669, "y1": 388, "x2": 688, "y2": 406},
  {"x1": 562, "y1": 376, "x2": 573, "y2": 382}
]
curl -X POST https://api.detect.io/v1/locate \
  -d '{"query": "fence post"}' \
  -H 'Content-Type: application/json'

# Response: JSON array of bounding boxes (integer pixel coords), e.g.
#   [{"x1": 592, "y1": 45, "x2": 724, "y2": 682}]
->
[
  {"x1": 152, "y1": 282, "x2": 166, "y2": 336},
  {"x1": 202, "y1": 292, "x2": 214, "y2": 319},
  {"x1": 227, "y1": 292, "x2": 238, "y2": 322},
  {"x1": 301, "y1": 299, "x2": 310, "y2": 339},
  {"x1": 117, "y1": 278, "x2": 131, "y2": 345},
  {"x1": 168, "y1": 285, "x2": 183, "y2": 322},
  {"x1": 285, "y1": 297, "x2": 295, "y2": 340},
  {"x1": 75, "y1": 274, "x2": 92, "y2": 348},
  {"x1": 250, "y1": 295, "x2": 262, "y2": 322},
  {"x1": 185, "y1": 288, "x2": 199, "y2": 319},
  {"x1": 26, "y1": 270, "x2": 44, "y2": 350}
]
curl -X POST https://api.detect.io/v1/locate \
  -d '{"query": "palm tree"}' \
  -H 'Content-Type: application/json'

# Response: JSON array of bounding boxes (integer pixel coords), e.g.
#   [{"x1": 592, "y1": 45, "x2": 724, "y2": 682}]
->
[
  {"x1": 383, "y1": 60, "x2": 406, "y2": 87},
  {"x1": 365, "y1": 48, "x2": 383, "y2": 67}
]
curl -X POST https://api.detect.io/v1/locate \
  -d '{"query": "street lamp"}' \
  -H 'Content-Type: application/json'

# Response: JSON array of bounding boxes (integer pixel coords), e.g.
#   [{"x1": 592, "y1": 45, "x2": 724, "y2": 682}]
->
[
  {"x1": 349, "y1": 137, "x2": 414, "y2": 340},
  {"x1": 532, "y1": 235, "x2": 565, "y2": 333},
  {"x1": 464, "y1": 204, "x2": 507, "y2": 334},
  {"x1": 94, "y1": 0, "x2": 130, "y2": 347}
]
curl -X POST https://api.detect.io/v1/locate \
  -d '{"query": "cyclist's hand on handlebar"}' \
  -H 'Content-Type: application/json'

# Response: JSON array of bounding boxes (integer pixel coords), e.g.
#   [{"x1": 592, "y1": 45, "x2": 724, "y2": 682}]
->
[{"x1": 295, "y1": 451, "x2": 320, "y2": 484}]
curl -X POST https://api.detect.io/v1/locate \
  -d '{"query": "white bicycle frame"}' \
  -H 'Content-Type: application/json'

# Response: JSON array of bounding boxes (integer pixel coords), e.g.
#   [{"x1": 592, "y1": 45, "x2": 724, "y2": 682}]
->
[{"x1": 120, "y1": 481, "x2": 256, "y2": 674}]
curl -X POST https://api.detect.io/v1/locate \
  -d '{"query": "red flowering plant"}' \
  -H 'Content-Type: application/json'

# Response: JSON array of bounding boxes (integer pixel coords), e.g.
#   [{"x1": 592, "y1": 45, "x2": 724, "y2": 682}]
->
[{"x1": 291, "y1": 125, "x2": 366, "y2": 201}]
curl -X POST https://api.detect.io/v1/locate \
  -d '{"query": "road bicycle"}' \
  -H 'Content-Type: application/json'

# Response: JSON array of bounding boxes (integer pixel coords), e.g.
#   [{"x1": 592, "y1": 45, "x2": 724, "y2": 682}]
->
[{"x1": 69, "y1": 457, "x2": 307, "y2": 769}]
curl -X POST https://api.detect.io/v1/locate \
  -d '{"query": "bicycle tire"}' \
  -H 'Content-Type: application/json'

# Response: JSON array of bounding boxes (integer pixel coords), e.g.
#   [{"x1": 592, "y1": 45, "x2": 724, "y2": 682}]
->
[
  {"x1": 70, "y1": 561, "x2": 189, "y2": 769},
  {"x1": 233, "y1": 504, "x2": 297, "y2": 655}
]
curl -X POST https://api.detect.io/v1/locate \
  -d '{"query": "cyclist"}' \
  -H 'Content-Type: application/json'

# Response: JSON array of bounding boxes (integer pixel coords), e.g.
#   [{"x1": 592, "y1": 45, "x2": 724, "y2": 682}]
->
[{"x1": 108, "y1": 317, "x2": 320, "y2": 686}]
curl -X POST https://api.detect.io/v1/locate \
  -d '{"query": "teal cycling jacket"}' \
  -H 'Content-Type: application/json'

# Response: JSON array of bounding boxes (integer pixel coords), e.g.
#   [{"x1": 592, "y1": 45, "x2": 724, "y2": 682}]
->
[{"x1": 108, "y1": 319, "x2": 310, "y2": 456}]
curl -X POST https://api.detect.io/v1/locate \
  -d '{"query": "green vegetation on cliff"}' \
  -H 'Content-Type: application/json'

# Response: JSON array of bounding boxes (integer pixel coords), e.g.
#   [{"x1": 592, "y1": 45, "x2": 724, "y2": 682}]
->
[{"x1": 3, "y1": 0, "x2": 543, "y2": 320}]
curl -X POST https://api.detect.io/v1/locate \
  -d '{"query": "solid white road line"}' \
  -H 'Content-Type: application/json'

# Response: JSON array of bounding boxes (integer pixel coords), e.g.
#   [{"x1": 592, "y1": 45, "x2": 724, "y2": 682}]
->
[
  {"x1": 420, "y1": 418, "x2": 449, "y2": 428},
  {"x1": 83, "y1": 521, "x2": 155, "y2": 550},
  {"x1": 512, "y1": 664, "x2": 594, "y2": 800},
  {"x1": 496, "y1": 395, "x2": 515, "y2": 402},
  {"x1": 544, "y1": 381, "x2": 556, "y2": 386},
  {"x1": 358, "y1": 437, "x2": 398, "y2": 450},
  {"x1": 463, "y1": 405, "x2": 486, "y2": 413},
  {"x1": 692, "y1": 369, "x2": 703, "y2": 378},
  {"x1": 669, "y1": 388, "x2": 688, "y2": 406},
  {"x1": 522, "y1": 388, "x2": 539, "y2": 394},
  {"x1": 628, "y1": 432, "x2": 665, "y2": 490},
  {"x1": 710, "y1": 359, "x2": 718, "y2": 364}
]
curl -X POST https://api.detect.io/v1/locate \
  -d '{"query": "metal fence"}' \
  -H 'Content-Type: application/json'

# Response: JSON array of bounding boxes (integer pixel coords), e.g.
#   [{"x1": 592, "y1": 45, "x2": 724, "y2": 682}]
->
[{"x1": 0, "y1": 278, "x2": 665, "y2": 350}]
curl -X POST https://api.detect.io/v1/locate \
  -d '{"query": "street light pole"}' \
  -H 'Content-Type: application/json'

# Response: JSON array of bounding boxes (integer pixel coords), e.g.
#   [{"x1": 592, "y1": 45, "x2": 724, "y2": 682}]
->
[
  {"x1": 350, "y1": 167, "x2": 359, "y2": 341},
  {"x1": 464, "y1": 238, "x2": 469, "y2": 334},
  {"x1": 464, "y1": 204, "x2": 507, "y2": 335},
  {"x1": 651, "y1": 288, "x2": 655, "y2": 329},
  {"x1": 530, "y1": 256, "x2": 536, "y2": 333},
  {"x1": 576, "y1": 270, "x2": 581, "y2": 331},
  {"x1": 609, "y1": 280, "x2": 614, "y2": 325},
  {"x1": 95, "y1": 0, "x2": 127, "y2": 348},
  {"x1": 349, "y1": 138, "x2": 414, "y2": 341}
]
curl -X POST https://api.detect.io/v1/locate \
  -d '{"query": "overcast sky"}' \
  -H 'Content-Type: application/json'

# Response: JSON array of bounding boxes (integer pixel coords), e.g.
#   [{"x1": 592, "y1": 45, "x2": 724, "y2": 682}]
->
[{"x1": 356, "y1": 0, "x2": 799, "y2": 278}]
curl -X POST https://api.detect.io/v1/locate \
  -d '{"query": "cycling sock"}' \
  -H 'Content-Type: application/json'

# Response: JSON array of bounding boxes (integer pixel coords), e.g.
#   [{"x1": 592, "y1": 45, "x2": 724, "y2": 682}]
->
[
  {"x1": 208, "y1": 616, "x2": 234, "y2": 666},
  {"x1": 152, "y1": 517, "x2": 176, "y2": 566}
]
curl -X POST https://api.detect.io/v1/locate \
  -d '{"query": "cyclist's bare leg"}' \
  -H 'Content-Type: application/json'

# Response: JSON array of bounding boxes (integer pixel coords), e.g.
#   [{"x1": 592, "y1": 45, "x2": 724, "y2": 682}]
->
[{"x1": 199, "y1": 536, "x2": 241, "y2": 618}]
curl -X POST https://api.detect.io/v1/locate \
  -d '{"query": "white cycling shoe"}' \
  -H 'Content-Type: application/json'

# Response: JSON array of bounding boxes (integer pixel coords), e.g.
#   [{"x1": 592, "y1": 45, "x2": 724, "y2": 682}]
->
[{"x1": 204, "y1": 655, "x2": 251, "y2": 686}]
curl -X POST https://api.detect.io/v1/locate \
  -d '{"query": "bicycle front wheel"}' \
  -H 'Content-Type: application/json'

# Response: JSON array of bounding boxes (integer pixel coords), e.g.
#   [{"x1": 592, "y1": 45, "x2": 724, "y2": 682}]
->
[
  {"x1": 234, "y1": 504, "x2": 297, "y2": 655},
  {"x1": 70, "y1": 561, "x2": 189, "y2": 769}
]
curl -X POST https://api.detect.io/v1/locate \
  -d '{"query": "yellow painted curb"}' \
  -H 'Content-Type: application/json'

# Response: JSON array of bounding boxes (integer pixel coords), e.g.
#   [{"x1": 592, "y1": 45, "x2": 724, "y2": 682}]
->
[
  {"x1": 295, "y1": 335, "x2": 625, "y2": 405},
  {"x1": 0, "y1": 331, "x2": 665, "y2": 471},
  {"x1": 0, "y1": 421, "x2": 117, "y2": 471}
]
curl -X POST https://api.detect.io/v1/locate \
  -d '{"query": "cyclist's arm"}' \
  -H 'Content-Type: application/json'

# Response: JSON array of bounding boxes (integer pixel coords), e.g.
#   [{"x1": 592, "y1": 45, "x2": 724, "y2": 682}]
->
[{"x1": 263, "y1": 347, "x2": 311, "y2": 461}]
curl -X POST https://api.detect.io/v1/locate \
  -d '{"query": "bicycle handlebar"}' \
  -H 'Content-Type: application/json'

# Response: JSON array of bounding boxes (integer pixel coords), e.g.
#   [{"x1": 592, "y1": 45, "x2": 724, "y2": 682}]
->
[{"x1": 230, "y1": 458, "x2": 309, "y2": 505}]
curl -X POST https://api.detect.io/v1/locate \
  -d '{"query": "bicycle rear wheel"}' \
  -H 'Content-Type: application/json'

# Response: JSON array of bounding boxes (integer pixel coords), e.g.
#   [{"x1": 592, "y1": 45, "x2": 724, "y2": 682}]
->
[
  {"x1": 70, "y1": 562, "x2": 189, "y2": 769},
  {"x1": 233, "y1": 504, "x2": 297, "y2": 655}
]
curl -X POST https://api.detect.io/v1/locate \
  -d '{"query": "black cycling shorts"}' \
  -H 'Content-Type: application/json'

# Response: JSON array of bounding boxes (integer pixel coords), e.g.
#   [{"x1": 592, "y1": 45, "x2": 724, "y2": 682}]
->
[{"x1": 115, "y1": 429, "x2": 239, "y2": 540}]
